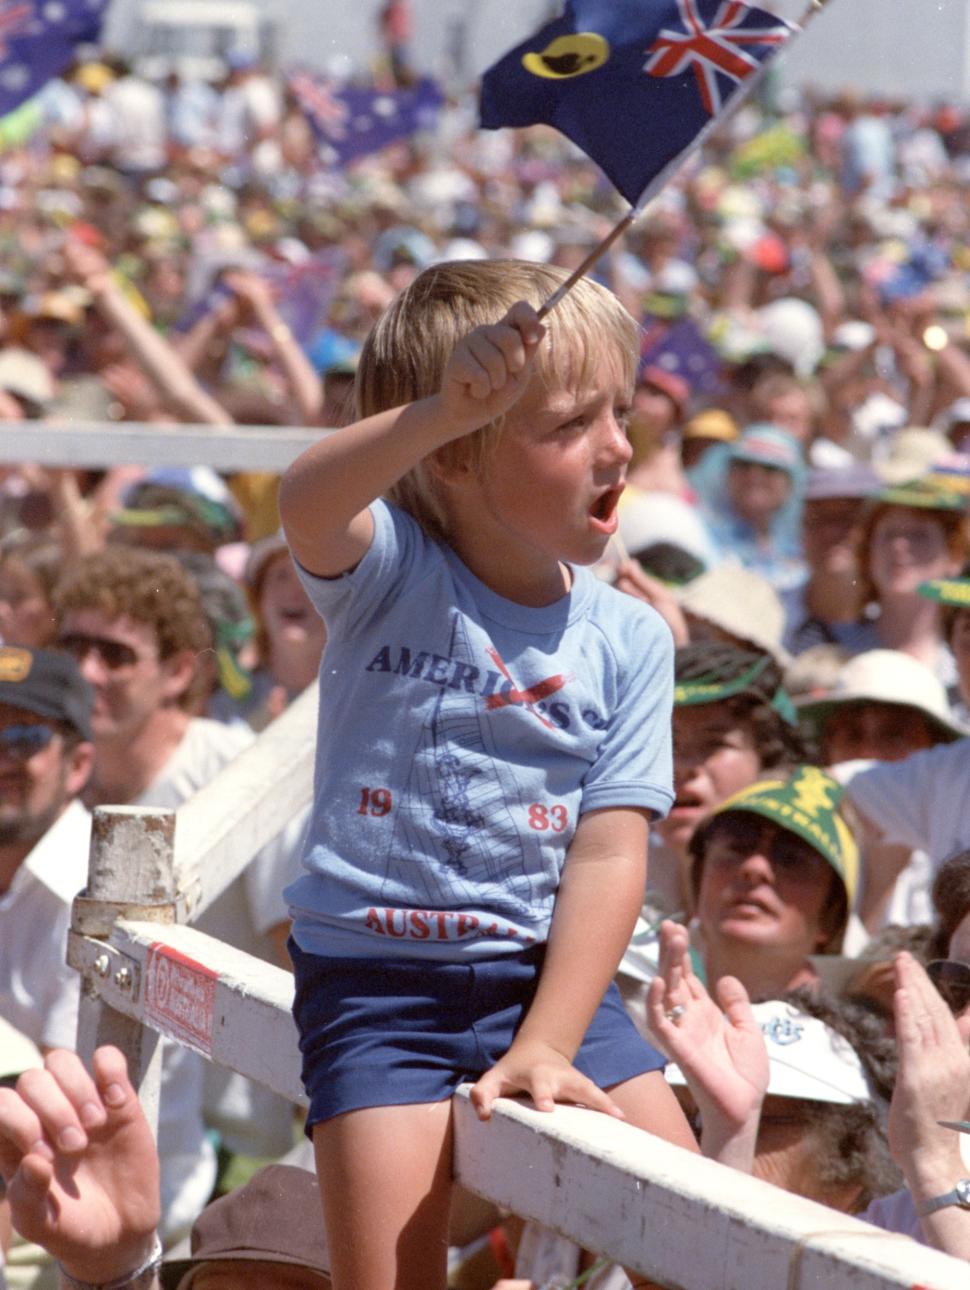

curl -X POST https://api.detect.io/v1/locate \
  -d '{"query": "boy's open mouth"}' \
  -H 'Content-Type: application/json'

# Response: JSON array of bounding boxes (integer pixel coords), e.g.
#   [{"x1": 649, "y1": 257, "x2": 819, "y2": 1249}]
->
[{"x1": 590, "y1": 486, "x2": 623, "y2": 527}]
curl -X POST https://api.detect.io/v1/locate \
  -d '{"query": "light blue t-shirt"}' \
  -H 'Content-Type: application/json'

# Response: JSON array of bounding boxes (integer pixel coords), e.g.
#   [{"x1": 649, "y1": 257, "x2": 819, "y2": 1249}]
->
[{"x1": 285, "y1": 500, "x2": 674, "y2": 960}]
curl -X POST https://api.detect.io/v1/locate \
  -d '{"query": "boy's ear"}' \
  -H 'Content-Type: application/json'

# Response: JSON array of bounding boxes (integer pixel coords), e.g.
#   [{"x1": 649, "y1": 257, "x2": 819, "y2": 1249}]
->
[{"x1": 427, "y1": 440, "x2": 474, "y2": 485}]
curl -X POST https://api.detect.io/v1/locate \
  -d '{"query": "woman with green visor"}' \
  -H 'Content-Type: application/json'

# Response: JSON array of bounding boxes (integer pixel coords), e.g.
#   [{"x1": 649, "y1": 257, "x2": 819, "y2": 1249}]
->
[
  {"x1": 649, "y1": 642, "x2": 805, "y2": 917},
  {"x1": 621, "y1": 763, "x2": 860, "y2": 1030}
]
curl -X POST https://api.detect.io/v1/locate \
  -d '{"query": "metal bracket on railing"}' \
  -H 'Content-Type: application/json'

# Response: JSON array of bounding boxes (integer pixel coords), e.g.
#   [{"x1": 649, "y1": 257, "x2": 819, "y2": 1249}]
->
[
  {"x1": 68, "y1": 932, "x2": 143, "y2": 1008},
  {"x1": 71, "y1": 894, "x2": 177, "y2": 938}
]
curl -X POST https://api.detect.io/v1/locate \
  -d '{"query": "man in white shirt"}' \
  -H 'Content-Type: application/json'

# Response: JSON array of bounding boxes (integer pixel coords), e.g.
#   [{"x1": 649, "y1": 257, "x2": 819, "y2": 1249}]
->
[{"x1": 54, "y1": 548, "x2": 304, "y2": 1165}]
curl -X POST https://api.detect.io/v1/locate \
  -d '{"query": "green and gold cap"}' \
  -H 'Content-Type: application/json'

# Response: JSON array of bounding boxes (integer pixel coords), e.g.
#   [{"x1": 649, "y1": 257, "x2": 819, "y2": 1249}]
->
[
  {"x1": 875, "y1": 478, "x2": 967, "y2": 514},
  {"x1": 918, "y1": 576, "x2": 970, "y2": 609},
  {"x1": 674, "y1": 647, "x2": 797, "y2": 726},
  {"x1": 709, "y1": 765, "x2": 859, "y2": 908}
]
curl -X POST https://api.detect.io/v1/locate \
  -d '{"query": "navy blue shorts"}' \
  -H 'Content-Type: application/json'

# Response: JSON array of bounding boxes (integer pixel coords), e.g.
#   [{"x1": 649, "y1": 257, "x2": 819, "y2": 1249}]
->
[{"x1": 289, "y1": 939, "x2": 666, "y2": 1129}]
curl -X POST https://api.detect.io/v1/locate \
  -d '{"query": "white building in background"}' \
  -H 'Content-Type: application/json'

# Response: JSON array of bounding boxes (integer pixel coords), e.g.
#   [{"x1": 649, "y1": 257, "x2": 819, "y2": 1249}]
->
[{"x1": 103, "y1": 0, "x2": 970, "y2": 102}]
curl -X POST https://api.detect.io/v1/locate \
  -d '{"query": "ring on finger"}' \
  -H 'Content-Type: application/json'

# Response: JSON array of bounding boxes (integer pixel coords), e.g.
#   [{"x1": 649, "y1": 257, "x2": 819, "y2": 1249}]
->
[{"x1": 665, "y1": 1004, "x2": 686, "y2": 1023}]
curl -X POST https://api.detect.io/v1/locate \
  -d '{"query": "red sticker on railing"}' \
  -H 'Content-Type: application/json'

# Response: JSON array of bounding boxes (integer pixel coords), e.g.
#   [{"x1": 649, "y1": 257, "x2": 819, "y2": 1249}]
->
[{"x1": 144, "y1": 943, "x2": 217, "y2": 1056}]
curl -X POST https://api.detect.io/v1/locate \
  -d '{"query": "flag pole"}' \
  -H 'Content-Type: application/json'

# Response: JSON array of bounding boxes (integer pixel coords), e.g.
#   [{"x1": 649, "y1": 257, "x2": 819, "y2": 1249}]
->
[{"x1": 537, "y1": 208, "x2": 637, "y2": 319}]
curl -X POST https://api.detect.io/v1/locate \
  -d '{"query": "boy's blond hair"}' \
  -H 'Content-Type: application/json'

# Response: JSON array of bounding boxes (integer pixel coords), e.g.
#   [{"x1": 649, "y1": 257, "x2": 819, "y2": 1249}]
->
[{"x1": 355, "y1": 259, "x2": 640, "y2": 539}]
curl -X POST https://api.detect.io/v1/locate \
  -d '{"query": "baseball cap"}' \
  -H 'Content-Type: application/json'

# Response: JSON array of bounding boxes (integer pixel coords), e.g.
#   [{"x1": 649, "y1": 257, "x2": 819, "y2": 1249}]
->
[
  {"x1": 666, "y1": 999, "x2": 878, "y2": 1106},
  {"x1": 681, "y1": 408, "x2": 738, "y2": 444},
  {"x1": 873, "y1": 477, "x2": 967, "y2": 514},
  {"x1": 727, "y1": 424, "x2": 803, "y2": 478},
  {"x1": 755, "y1": 298, "x2": 824, "y2": 377},
  {"x1": 114, "y1": 467, "x2": 243, "y2": 548},
  {"x1": 638, "y1": 365, "x2": 690, "y2": 416},
  {"x1": 0, "y1": 646, "x2": 93, "y2": 740},
  {"x1": 618, "y1": 491, "x2": 715, "y2": 570},
  {"x1": 674, "y1": 644, "x2": 797, "y2": 726},
  {"x1": 795, "y1": 649, "x2": 965, "y2": 745},
  {"x1": 163, "y1": 1164, "x2": 329, "y2": 1284},
  {"x1": 696, "y1": 765, "x2": 860, "y2": 911}
]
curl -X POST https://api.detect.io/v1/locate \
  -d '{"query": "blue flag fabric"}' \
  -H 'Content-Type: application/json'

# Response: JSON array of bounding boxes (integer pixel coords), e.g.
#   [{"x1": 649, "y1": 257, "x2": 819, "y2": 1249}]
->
[
  {"x1": 480, "y1": 0, "x2": 795, "y2": 206},
  {"x1": 640, "y1": 317, "x2": 726, "y2": 397},
  {"x1": 290, "y1": 73, "x2": 444, "y2": 167},
  {"x1": 0, "y1": 0, "x2": 108, "y2": 117}
]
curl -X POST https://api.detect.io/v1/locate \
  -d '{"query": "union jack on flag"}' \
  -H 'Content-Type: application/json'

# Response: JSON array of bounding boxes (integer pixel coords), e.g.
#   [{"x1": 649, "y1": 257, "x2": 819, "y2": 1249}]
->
[
  {"x1": 289, "y1": 72, "x2": 351, "y2": 141},
  {"x1": 481, "y1": 0, "x2": 800, "y2": 207},
  {"x1": 290, "y1": 71, "x2": 444, "y2": 168},
  {"x1": 646, "y1": 0, "x2": 790, "y2": 115},
  {"x1": 0, "y1": 0, "x2": 108, "y2": 117}
]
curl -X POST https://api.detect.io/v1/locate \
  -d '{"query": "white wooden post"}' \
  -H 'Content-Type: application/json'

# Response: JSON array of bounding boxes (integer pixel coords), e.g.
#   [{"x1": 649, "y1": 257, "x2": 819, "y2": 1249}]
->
[{"x1": 72, "y1": 807, "x2": 178, "y2": 1137}]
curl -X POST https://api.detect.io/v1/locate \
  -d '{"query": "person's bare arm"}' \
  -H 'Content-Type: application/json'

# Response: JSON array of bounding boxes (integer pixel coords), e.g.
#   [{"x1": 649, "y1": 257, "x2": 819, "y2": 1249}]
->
[
  {"x1": 279, "y1": 301, "x2": 545, "y2": 577},
  {"x1": 935, "y1": 335, "x2": 970, "y2": 401},
  {"x1": 64, "y1": 238, "x2": 233, "y2": 426},
  {"x1": 223, "y1": 269, "x2": 323, "y2": 424},
  {"x1": 170, "y1": 285, "x2": 239, "y2": 375}
]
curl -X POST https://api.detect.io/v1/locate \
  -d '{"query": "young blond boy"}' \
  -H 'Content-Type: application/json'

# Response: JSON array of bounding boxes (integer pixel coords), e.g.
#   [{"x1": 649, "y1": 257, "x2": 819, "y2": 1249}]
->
[{"x1": 280, "y1": 260, "x2": 698, "y2": 1290}]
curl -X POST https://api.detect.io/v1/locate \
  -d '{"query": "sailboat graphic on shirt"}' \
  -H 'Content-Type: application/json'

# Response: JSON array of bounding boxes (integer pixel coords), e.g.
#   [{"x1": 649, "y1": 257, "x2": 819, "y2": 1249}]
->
[{"x1": 378, "y1": 612, "x2": 543, "y2": 919}]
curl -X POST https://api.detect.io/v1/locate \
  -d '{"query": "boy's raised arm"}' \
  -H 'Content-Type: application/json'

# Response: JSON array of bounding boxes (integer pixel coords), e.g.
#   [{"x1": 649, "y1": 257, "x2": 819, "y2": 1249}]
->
[{"x1": 279, "y1": 303, "x2": 544, "y2": 578}]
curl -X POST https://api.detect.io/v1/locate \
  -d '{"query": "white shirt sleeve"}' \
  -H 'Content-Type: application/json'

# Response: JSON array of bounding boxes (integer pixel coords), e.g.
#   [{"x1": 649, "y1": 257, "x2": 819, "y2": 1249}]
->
[{"x1": 839, "y1": 744, "x2": 970, "y2": 860}]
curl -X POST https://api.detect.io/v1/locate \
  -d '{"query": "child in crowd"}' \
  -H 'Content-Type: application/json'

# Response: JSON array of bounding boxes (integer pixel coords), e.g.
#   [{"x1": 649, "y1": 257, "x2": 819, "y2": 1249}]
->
[{"x1": 279, "y1": 259, "x2": 697, "y2": 1290}]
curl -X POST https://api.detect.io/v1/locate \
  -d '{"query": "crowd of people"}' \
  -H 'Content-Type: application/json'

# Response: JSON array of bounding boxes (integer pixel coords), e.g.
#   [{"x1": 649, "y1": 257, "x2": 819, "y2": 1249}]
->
[{"x1": 1, "y1": 18, "x2": 970, "y2": 1290}]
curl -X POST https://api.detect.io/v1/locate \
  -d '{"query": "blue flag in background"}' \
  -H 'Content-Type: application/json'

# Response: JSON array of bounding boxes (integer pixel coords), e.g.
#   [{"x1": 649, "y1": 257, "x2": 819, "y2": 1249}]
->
[
  {"x1": 0, "y1": 0, "x2": 108, "y2": 117},
  {"x1": 291, "y1": 73, "x2": 444, "y2": 167},
  {"x1": 640, "y1": 317, "x2": 726, "y2": 398},
  {"x1": 480, "y1": 0, "x2": 796, "y2": 207}
]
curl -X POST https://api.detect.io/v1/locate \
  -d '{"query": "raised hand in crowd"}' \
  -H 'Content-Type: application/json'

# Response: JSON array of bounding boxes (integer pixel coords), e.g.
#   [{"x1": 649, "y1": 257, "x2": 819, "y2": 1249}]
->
[
  {"x1": 62, "y1": 233, "x2": 232, "y2": 427},
  {"x1": 890, "y1": 951, "x2": 970, "y2": 1258},
  {"x1": 647, "y1": 920, "x2": 768, "y2": 1171},
  {"x1": 222, "y1": 269, "x2": 323, "y2": 424},
  {"x1": 0, "y1": 1046, "x2": 161, "y2": 1289}
]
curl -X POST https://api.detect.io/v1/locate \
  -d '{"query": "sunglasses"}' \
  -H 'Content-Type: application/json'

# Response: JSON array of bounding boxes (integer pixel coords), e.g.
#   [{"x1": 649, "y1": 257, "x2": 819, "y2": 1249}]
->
[
  {"x1": 0, "y1": 723, "x2": 57, "y2": 760},
  {"x1": 708, "y1": 818, "x2": 822, "y2": 874},
  {"x1": 926, "y1": 959, "x2": 970, "y2": 1015},
  {"x1": 58, "y1": 632, "x2": 140, "y2": 671}
]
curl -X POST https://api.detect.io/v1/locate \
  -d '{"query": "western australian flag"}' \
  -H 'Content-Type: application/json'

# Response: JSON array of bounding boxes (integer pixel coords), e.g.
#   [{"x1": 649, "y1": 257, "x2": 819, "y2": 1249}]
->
[
  {"x1": 0, "y1": 0, "x2": 109, "y2": 117},
  {"x1": 290, "y1": 72, "x2": 445, "y2": 167},
  {"x1": 480, "y1": 0, "x2": 796, "y2": 207}
]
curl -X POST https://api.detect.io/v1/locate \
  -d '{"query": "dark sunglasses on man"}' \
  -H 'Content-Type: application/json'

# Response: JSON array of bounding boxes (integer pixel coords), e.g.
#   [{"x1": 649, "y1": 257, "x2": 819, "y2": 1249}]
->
[
  {"x1": 0, "y1": 723, "x2": 58, "y2": 761},
  {"x1": 57, "y1": 632, "x2": 140, "y2": 671}
]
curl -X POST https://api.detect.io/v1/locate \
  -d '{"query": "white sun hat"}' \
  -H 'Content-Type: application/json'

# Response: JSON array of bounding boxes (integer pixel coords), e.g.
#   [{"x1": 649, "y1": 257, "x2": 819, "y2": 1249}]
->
[
  {"x1": 675, "y1": 562, "x2": 792, "y2": 668},
  {"x1": 666, "y1": 999, "x2": 878, "y2": 1106},
  {"x1": 795, "y1": 648, "x2": 966, "y2": 743}
]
